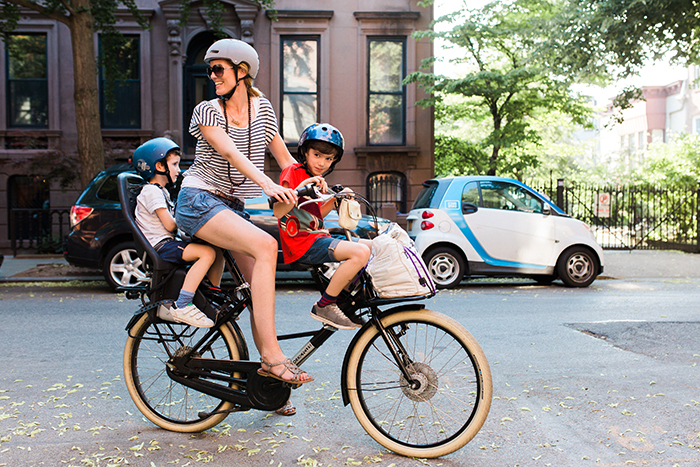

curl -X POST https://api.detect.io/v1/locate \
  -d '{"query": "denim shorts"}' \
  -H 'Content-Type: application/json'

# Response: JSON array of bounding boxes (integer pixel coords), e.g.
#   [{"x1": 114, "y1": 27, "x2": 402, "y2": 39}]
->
[
  {"x1": 155, "y1": 239, "x2": 189, "y2": 265},
  {"x1": 176, "y1": 187, "x2": 249, "y2": 236},
  {"x1": 296, "y1": 236, "x2": 341, "y2": 264}
]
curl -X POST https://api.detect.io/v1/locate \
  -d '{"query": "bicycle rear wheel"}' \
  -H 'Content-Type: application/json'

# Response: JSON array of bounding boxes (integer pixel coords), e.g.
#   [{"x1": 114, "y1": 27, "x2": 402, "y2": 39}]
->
[
  {"x1": 123, "y1": 313, "x2": 244, "y2": 432},
  {"x1": 345, "y1": 309, "x2": 492, "y2": 458}
]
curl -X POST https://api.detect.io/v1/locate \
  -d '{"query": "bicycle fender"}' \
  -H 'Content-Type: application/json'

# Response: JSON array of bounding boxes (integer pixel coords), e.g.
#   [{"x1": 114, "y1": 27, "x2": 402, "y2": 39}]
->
[
  {"x1": 340, "y1": 303, "x2": 426, "y2": 406},
  {"x1": 125, "y1": 302, "x2": 159, "y2": 331}
]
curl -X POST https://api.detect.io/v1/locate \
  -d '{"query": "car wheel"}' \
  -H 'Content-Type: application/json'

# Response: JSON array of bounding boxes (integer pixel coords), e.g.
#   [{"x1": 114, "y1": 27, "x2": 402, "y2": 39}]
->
[
  {"x1": 103, "y1": 242, "x2": 148, "y2": 291},
  {"x1": 424, "y1": 246, "x2": 465, "y2": 289},
  {"x1": 556, "y1": 246, "x2": 598, "y2": 287}
]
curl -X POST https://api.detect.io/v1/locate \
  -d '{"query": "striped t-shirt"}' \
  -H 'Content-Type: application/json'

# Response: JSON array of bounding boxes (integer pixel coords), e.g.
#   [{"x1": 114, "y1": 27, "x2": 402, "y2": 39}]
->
[{"x1": 184, "y1": 96, "x2": 278, "y2": 198}]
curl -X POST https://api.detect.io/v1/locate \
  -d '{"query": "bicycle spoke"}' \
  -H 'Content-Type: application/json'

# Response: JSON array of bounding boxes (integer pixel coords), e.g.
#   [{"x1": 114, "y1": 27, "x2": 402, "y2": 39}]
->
[{"x1": 355, "y1": 318, "x2": 481, "y2": 448}]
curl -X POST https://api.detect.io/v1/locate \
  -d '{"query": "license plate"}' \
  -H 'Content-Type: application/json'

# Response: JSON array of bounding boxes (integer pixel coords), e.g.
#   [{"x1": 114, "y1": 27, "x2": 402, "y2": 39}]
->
[{"x1": 407, "y1": 220, "x2": 414, "y2": 231}]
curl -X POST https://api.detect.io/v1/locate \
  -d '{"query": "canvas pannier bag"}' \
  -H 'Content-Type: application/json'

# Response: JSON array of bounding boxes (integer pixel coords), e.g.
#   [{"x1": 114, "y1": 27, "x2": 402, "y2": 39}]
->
[
  {"x1": 338, "y1": 198, "x2": 362, "y2": 230},
  {"x1": 367, "y1": 223, "x2": 436, "y2": 298}
]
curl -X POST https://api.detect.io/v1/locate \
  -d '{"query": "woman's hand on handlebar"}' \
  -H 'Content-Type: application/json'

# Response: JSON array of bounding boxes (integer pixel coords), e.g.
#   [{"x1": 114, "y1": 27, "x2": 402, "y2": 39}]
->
[{"x1": 264, "y1": 181, "x2": 298, "y2": 206}]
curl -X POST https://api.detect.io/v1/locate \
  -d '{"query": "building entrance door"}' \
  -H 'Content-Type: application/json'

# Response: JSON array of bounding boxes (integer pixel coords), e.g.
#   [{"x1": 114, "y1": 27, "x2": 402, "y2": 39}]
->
[{"x1": 183, "y1": 32, "x2": 219, "y2": 155}]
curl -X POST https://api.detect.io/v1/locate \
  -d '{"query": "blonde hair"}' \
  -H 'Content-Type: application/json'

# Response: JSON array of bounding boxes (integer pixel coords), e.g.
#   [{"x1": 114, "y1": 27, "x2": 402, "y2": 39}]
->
[{"x1": 236, "y1": 62, "x2": 262, "y2": 98}]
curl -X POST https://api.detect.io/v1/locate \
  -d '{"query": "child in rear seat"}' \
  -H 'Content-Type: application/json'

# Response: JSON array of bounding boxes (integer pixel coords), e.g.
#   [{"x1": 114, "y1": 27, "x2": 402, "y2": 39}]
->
[{"x1": 133, "y1": 137, "x2": 224, "y2": 328}]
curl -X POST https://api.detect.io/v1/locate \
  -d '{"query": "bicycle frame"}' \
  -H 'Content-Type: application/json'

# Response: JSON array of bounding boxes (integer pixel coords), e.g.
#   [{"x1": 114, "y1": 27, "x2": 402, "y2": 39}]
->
[{"x1": 124, "y1": 240, "x2": 434, "y2": 412}]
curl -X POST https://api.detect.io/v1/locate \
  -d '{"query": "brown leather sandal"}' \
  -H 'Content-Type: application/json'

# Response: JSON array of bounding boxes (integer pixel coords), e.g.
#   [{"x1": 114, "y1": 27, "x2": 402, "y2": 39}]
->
[
  {"x1": 257, "y1": 357, "x2": 314, "y2": 385},
  {"x1": 275, "y1": 400, "x2": 296, "y2": 416}
]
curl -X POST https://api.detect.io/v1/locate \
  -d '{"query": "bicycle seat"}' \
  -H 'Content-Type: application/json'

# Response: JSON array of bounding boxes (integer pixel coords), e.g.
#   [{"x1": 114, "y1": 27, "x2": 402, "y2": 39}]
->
[{"x1": 117, "y1": 172, "x2": 182, "y2": 300}]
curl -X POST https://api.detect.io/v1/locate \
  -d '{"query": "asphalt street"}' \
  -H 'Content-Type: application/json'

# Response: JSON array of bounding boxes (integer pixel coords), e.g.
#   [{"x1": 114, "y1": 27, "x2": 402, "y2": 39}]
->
[{"x1": 0, "y1": 266, "x2": 698, "y2": 466}]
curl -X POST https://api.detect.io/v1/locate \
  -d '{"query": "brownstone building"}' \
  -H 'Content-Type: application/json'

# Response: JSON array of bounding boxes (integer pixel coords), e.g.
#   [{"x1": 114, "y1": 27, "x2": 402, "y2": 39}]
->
[{"x1": 0, "y1": 0, "x2": 434, "y2": 254}]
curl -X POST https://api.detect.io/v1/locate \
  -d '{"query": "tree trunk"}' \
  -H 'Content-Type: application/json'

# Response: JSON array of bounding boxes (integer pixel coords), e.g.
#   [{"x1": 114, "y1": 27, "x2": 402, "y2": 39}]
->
[
  {"x1": 488, "y1": 146, "x2": 499, "y2": 176},
  {"x1": 67, "y1": 3, "x2": 105, "y2": 189},
  {"x1": 489, "y1": 106, "x2": 501, "y2": 176}
]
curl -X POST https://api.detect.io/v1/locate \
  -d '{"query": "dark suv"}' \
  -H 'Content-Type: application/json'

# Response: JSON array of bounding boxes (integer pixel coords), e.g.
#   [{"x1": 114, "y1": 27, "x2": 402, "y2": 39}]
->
[
  {"x1": 64, "y1": 163, "x2": 387, "y2": 290},
  {"x1": 64, "y1": 163, "x2": 144, "y2": 290}
]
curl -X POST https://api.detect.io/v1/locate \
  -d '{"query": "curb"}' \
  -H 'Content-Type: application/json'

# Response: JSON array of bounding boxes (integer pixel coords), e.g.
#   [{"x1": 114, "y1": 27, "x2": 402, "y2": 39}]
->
[{"x1": 0, "y1": 276, "x2": 104, "y2": 283}]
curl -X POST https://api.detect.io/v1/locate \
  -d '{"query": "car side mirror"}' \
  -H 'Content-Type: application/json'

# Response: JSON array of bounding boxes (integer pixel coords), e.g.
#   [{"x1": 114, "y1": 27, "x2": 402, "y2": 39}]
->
[
  {"x1": 542, "y1": 204, "x2": 551, "y2": 215},
  {"x1": 462, "y1": 202, "x2": 478, "y2": 215}
]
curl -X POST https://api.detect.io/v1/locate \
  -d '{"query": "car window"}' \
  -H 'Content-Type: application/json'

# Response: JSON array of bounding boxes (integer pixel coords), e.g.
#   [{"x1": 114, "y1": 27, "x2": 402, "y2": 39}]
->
[
  {"x1": 462, "y1": 181, "x2": 479, "y2": 205},
  {"x1": 479, "y1": 181, "x2": 543, "y2": 213},
  {"x1": 96, "y1": 175, "x2": 120, "y2": 202},
  {"x1": 412, "y1": 181, "x2": 439, "y2": 209}
]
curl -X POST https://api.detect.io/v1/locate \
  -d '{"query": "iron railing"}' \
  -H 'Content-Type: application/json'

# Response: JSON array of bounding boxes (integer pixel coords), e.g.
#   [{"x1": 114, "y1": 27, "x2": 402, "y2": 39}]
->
[
  {"x1": 528, "y1": 179, "x2": 699, "y2": 252},
  {"x1": 9, "y1": 208, "x2": 70, "y2": 255}
]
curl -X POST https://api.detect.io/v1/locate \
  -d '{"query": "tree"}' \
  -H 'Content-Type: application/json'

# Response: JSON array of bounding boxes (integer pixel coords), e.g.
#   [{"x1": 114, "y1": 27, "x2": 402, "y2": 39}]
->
[
  {"x1": 631, "y1": 133, "x2": 700, "y2": 185},
  {"x1": 0, "y1": 0, "x2": 148, "y2": 189},
  {"x1": 0, "y1": 0, "x2": 274, "y2": 189},
  {"x1": 551, "y1": 0, "x2": 700, "y2": 82},
  {"x1": 408, "y1": 0, "x2": 593, "y2": 177}
]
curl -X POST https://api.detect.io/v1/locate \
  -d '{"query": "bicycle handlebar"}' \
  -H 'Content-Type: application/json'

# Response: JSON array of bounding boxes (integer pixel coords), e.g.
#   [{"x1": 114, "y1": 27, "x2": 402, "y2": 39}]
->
[
  {"x1": 267, "y1": 183, "x2": 320, "y2": 209},
  {"x1": 267, "y1": 184, "x2": 380, "y2": 234}
]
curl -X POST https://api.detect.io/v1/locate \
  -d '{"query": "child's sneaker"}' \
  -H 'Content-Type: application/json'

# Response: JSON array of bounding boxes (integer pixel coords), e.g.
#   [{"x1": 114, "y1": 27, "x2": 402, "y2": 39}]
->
[
  {"x1": 171, "y1": 303, "x2": 214, "y2": 328},
  {"x1": 311, "y1": 303, "x2": 358, "y2": 330},
  {"x1": 157, "y1": 302, "x2": 176, "y2": 322}
]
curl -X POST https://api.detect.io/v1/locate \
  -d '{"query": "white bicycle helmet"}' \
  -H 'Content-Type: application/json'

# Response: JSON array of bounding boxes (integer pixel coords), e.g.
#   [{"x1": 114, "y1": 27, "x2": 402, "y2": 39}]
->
[{"x1": 205, "y1": 38, "x2": 259, "y2": 79}]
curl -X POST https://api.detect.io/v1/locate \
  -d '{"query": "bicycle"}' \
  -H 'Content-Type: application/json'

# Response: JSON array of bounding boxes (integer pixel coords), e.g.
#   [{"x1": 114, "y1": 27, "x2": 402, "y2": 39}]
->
[{"x1": 117, "y1": 172, "x2": 492, "y2": 458}]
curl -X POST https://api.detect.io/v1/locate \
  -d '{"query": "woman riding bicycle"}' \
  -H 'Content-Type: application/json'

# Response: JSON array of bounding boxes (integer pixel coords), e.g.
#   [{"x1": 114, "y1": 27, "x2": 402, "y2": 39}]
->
[{"x1": 175, "y1": 38, "x2": 312, "y2": 385}]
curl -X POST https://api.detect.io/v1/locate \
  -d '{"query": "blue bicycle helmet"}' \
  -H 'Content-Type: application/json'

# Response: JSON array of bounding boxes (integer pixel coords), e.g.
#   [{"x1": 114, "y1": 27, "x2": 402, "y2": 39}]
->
[
  {"x1": 297, "y1": 123, "x2": 344, "y2": 175},
  {"x1": 132, "y1": 137, "x2": 180, "y2": 182}
]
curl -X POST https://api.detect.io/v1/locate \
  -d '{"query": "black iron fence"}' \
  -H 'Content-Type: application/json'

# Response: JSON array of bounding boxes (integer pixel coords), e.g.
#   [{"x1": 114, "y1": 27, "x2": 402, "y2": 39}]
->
[
  {"x1": 9, "y1": 208, "x2": 70, "y2": 255},
  {"x1": 529, "y1": 179, "x2": 700, "y2": 252},
  {"x1": 6, "y1": 181, "x2": 700, "y2": 254}
]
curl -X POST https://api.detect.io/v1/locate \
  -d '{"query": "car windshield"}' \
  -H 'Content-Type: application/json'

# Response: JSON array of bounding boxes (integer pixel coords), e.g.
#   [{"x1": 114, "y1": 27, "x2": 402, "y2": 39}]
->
[{"x1": 413, "y1": 181, "x2": 439, "y2": 209}]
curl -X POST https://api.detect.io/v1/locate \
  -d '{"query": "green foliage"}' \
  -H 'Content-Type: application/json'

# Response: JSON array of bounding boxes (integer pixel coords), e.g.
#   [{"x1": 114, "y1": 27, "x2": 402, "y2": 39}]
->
[
  {"x1": 631, "y1": 133, "x2": 700, "y2": 186},
  {"x1": 608, "y1": 86, "x2": 644, "y2": 126},
  {"x1": 434, "y1": 134, "x2": 488, "y2": 176},
  {"x1": 407, "y1": 0, "x2": 594, "y2": 176},
  {"x1": 551, "y1": 0, "x2": 700, "y2": 81}
]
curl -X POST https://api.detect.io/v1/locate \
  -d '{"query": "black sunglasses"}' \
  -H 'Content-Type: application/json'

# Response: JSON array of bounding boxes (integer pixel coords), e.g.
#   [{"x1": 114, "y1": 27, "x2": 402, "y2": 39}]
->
[{"x1": 207, "y1": 64, "x2": 234, "y2": 78}]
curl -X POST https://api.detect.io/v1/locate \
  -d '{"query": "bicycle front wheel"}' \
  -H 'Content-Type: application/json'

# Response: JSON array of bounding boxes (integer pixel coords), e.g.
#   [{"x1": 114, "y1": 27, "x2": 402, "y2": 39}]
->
[
  {"x1": 345, "y1": 309, "x2": 492, "y2": 458},
  {"x1": 123, "y1": 313, "x2": 244, "y2": 432}
]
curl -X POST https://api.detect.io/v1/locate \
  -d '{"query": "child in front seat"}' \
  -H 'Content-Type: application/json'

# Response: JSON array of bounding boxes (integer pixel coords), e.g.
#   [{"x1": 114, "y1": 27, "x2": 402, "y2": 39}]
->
[
  {"x1": 133, "y1": 137, "x2": 224, "y2": 328},
  {"x1": 273, "y1": 123, "x2": 372, "y2": 330}
]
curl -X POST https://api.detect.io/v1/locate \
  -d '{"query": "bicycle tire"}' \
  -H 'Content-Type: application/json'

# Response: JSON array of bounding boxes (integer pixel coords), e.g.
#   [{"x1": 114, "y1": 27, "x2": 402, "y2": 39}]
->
[
  {"x1": 123, "y1": 313, "x2": 243, "y2": 432},
  {"x1": 345, "y1": 309, "x2": 492, "y2": 458}
]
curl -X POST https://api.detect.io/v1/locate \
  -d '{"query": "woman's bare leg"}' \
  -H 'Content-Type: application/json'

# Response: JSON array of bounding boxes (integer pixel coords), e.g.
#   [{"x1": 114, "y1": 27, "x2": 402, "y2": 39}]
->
[
  {"x1": 195, "y1": 209, "x2": 311, "y2": 382},
  {"x1": 207, "y1": 247, "x2": 225, "y2": 287}
]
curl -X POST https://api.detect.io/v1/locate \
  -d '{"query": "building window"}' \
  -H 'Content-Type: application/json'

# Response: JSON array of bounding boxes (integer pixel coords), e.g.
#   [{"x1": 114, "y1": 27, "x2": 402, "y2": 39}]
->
[
  {"x1": 5, "y1": 33, "x2": 48, "y2": 128},
  {"x1": 693, "y1": 116, "x2": 700, "y2": 135},
  {"x1": 99, "y1": 35, "x2": 140, "y2": 129},
  {"x1": 368, "y1": 38, "x2": 406, "y2": 145},
  {"x1": 650, "y1": 129, "x2": 664, "y2": 143},
  {"x1": 367, "y1": 171, "x2": 407, "y2": 213},
  {"x1": 281, "y1": 36, "x2": 319, "y2": 144}
]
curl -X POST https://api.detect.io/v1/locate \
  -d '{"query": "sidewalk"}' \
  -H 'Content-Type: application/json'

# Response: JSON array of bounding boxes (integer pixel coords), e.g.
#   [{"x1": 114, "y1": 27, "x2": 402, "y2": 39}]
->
[
  {"x1": 1, "y1": 249, "x2": 699, "y2": 283},
  {"x1": 0, "y1": 254, "x2": 102, "y2": 282}
]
